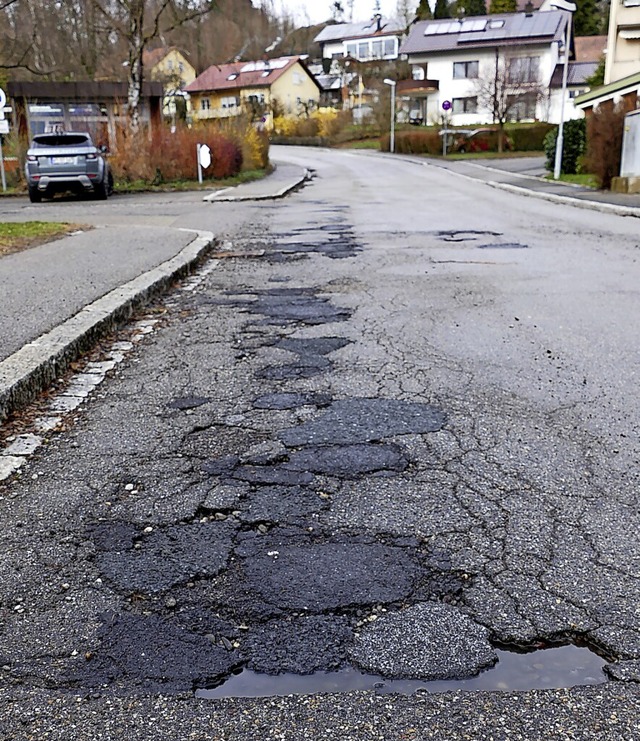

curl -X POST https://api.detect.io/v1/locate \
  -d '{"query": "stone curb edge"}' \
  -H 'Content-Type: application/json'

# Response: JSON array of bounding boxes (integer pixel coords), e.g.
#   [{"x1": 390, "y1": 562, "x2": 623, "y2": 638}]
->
[
  {"x1": 485, "y1": 180, "x2": 640, "y2": 218},
  {"x1": 417, "y1": 156, "x2": 640, "y2": 219},
  {"x1": 202, "y1": 169, "x2": 311, "y2": 203},
  {"x1": 0, "y1": 230, "x2": 216, "y2": 423}
]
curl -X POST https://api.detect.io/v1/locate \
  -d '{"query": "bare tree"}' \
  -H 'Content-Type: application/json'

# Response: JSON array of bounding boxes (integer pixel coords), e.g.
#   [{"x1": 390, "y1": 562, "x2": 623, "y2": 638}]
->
[
  {"x1": 395, "y1": 0, "x2": 417, "y2": 26},
  {"x1": 474, "y1": 50, "x2": 544, "y2": 151},
  {"x1": 89, "y1": 0, "x2": 217, "y2": 130}
]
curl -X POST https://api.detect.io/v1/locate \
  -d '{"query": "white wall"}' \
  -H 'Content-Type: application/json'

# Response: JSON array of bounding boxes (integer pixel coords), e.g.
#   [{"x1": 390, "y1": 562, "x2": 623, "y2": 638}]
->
[{"x1": 410, "y1": 42, "x2": 562, "y2": 126}]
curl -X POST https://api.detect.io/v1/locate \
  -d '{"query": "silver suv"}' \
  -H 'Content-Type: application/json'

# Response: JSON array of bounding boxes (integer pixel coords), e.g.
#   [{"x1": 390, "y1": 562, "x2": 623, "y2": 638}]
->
[{"x1": 25, "y1": 132, "x2": 113, "y2": 203}]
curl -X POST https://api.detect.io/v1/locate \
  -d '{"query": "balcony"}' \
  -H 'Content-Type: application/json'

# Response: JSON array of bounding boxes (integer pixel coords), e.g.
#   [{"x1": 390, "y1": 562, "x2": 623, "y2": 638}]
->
[{"x1": 396, "y1": 78, "x2": 439, "y2": 97}]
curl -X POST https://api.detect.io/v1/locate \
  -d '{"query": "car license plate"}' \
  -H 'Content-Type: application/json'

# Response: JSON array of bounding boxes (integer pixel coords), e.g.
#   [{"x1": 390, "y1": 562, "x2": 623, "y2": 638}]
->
[{"x1": 51, "y1": 156, "x2": 75, "y2": 164}]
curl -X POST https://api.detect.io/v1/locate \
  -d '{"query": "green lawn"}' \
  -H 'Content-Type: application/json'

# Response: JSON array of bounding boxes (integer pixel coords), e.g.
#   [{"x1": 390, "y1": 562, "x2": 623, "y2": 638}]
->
[
  {"x1": 546, "y1": 173, "x2": 599, "y2": 188},
  {"x1": 0, "y1": 221, "x2": 85, "y2": 257}
]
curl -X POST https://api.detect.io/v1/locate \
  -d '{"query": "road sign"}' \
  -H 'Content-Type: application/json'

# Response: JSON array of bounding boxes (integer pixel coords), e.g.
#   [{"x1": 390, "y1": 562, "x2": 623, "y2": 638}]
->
[
  {"x1": 0, "y1": 120, "x2": 8, "y2": 134},
  {"x1": 0, "y1": 88, "x2": 6, "y2": 121},
  {"x1": 442, "y1": 100, "x2": 452, "y2": 111},
  {"x1": 199, "y1": 144, "x2": 211, "y2": 169}
]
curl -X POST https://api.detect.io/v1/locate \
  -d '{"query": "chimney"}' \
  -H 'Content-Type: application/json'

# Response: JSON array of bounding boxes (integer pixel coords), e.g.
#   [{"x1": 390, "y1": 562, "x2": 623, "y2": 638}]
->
[{"x1": 373, "y1": 13, "x2": 382, "y2": 32}]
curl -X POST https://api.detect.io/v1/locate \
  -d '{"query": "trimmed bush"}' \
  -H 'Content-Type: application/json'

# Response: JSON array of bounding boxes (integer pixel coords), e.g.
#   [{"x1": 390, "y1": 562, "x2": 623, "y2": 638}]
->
[
  {"x1": 543, "y1": 118, "x2": 586, "y2": 175},
  {"x1": 381, "y1": 130, "x2": 442, "y2": 154},
  {"x1": 582, "y1": 102, "x2": 628, "y2": 189},
  {"x1": 508, "y1": 123, "x2": 555, "y2": 151}
]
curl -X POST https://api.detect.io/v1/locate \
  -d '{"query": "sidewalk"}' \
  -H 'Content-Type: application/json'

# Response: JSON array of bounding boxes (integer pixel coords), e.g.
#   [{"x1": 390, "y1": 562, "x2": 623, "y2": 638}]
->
[
  {"x1": 0, "y1": 158, "x2": 309, "y2": 422},
  {"x1": 204, "y1": 160, "x2": 310, "y2": 202},
  {"x1": 426, "y1": 155, "x2": 640, "y2": 217}
]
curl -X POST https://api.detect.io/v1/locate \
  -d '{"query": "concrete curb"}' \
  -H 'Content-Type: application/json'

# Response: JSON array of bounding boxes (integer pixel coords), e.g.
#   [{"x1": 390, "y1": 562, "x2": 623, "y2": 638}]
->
[
  {"x1": 0, "y1": 229, "x2": 215, "y2": 422},
  {"x1": 485, "y1": 180, "x2": 640, "y2": 218},
  {"x1": 422, "y1": 158, "x2": 640, "y2": 219},
  {"x1": 203, "y1": 169, "x2": 311, "y2": 202}
]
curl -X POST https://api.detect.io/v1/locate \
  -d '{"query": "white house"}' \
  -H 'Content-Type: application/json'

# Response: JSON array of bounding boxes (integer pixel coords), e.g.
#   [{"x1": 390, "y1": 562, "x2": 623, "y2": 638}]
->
[
  {"x1": 314, "y1": 16, "x2": 405, "y2": 62},
  {"x1": 398, "y1": 10, "x2": 573, "y2": 126}
]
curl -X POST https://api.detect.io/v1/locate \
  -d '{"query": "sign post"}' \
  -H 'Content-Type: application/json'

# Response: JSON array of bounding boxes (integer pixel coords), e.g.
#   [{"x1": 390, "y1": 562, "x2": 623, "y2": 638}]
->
[
  {"x1": 441, "y1": 100, "x2": 452, "y2": 157},
  {"x1": 0, "y1": 87, "x2": 7, "y2": 192},
  {"x1": 197, "y1": 143, "x2": 211, "y2": 184}
]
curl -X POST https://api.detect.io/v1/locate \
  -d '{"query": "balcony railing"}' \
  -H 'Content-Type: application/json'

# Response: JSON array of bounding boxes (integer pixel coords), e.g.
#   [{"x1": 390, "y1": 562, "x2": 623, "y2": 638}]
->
[{"x1": 396, "y1": 79, "x2": 439, "y2": 97}]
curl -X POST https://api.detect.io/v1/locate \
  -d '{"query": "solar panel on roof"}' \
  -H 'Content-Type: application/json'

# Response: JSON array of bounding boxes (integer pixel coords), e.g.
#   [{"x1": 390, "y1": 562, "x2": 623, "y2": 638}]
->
[{"x1": 461, "y1": 19, "x2": 486, "y2": 32}]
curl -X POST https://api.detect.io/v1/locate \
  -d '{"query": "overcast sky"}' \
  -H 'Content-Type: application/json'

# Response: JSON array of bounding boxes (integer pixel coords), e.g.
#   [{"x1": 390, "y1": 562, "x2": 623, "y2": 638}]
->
[{"x1": 268, "y1": 1, "x2": 413, "y2": 25}]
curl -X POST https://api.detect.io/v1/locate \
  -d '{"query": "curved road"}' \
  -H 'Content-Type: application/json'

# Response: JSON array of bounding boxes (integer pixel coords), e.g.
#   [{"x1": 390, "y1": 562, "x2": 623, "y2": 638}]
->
[{"x1": 1, "y1": 147, "x2": 640, "y2": 738}]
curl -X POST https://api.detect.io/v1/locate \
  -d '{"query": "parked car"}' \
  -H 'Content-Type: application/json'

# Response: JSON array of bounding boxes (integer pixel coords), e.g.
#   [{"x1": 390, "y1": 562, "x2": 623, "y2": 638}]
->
[
  {"x1": 25, "y1": 132, "x2": 113, "y2": 203},
  {"x1": 439, "y1": 128, "x2": 513, "y2": 153}
]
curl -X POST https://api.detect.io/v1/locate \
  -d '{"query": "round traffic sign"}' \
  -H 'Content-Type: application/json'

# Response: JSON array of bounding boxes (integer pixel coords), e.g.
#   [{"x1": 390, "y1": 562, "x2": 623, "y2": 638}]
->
[
  {"x1": 442, "y1": 100, "x2": 451, "y2": 111},
  {"x1": 0, "y1": 88, "x2": 6, "y2": 110}
]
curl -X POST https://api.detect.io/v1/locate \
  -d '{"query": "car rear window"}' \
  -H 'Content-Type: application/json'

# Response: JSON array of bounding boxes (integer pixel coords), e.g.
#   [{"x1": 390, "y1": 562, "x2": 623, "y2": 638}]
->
[{"x1": 32, "y1": 134, "x2": 92, "y2": 147}]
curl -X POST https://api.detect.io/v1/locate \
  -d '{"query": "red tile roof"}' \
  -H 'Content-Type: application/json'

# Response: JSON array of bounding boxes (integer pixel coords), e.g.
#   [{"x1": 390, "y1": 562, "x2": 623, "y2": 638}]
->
[
  {"x1": 574, "y1": 35, "x2": 607, "y2": 63},
  {"x1": 185, "y1": 56, "x2": 308, "y2": 93}
]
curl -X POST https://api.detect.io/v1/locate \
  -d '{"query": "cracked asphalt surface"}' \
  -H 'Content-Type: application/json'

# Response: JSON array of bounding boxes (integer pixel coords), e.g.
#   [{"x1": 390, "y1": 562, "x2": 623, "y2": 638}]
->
[{"x1": 1, "y1": 148, "x2": 640, "y2": 738}]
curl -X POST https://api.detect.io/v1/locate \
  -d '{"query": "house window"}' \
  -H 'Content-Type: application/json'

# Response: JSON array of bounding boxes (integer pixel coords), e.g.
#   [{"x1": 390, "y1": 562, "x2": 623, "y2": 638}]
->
[
  {"x1": 508, "y1": 92, "x2": 538, "y2": 120},
  {"x1": 167, "y1": 60, "x2": 174, "y2": 71},
  {"x1": 293, "y1": 72, "x2": 302, "y2": 85},
  {"x1": 221, "y1": 96, "x2": 238, "y2": 109},
  {"x1": 200, "y1": 98, "x2": 211, "y2": 110},
  {"x1": 371, "y1": 40, "x2": 384, "y2": 58},
  {"x1": 358, "y1": 42, "x2": 368, "y2": 58},
  {"x1": 452, "y1": 96, "x2": 478, "y2": 114},
  {"x1": 178, "y1": 62, "x2": 184, "y2": 73},
  {"x1": 346, "y1": 42, "x2": 357, "y2": 57},
  {"x1": 453, "y1": 60, "x2": 479, "y2": 79},
  {"x1": 507, "y1": 56, "x2": 540, "y2": 83},
  {"x1": 384, "y1": 38, "x2": 396, "y2": 56}
]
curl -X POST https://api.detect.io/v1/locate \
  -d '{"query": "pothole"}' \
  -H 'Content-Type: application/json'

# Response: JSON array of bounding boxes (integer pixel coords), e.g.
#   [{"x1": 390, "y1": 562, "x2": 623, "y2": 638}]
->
[{"x1": 196, "y1": 644, "x2": 608, "y2": 699}]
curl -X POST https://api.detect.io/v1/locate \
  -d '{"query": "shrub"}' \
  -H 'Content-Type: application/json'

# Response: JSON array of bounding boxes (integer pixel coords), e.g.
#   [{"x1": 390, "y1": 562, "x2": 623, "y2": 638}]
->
[
  {"x1": 508, "y1": 123, "x2": 555, "y2": 151},
  {"x1": 381, "y1": 130, "x2": 442, "y2": 154},
  {"x1": 109, "y1": 123, "x2": 247, "y2": 183},
  {"x1": 543, "y1": 118, "x2": 586, "y2": 175},
  {"x1": 582, "y1": 101, "x2": 628, "y2": 189}
]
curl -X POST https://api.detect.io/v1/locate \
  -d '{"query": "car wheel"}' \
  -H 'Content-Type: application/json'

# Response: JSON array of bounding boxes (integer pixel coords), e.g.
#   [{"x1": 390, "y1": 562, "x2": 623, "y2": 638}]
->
[
  {"x1": 458, "y1": 146, "x2": 466, "y2": 154},
  {"x1": 28, "y1": 185, "x2": 42, "y2": 203},
  {"x1": 94, "y1": 175, "x2": 108, "y2": 200}
]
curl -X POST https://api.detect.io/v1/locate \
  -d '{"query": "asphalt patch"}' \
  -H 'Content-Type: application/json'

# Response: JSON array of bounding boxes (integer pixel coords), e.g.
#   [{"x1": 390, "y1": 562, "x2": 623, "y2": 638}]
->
[
  {"x1": 96, "y1": 521, "x2": 235, "y2": 594},
  {"x1": 477, "y1": 242, "x2": 529, "y2": 249},
  {"x1": 75, "y1": 612, "x2": 238, "y2": 691},
  {"x1": 279, "y1": 398, "x2": 446, "y2": 447},
  {"x1": 284, "y1": 443, "x2": 408, "y2": 476},
  {"x1": 243, "y1": 615, "x2": 353, "y2": 674},
  {"x1": 252, "y1": 392, "x2": 332, "y2": 410},
  {"x1": 242, "y1": 542, "x2": 420, "y2": 611},
  {"x1": 238, "y1": 486, "x2": 328, "y2": 525},
  {"x1": 219, "y1": 288, "x2": 351, "y2": 326},
  {"x1": 167, "y1": 396, "x2": 211, "y2": 410},
  {"x1": 349, "y1": 602, "x2": 497, "y2": 680}
]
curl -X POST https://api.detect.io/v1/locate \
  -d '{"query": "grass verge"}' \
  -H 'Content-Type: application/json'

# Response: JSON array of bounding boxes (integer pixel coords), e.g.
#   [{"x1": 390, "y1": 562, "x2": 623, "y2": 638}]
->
[
  {"x1": 0, "y1": 221, "x2": 86, "y2": 258},
  {"x1": 545, "y1": 173, "x2": 599, "y2": 188}
]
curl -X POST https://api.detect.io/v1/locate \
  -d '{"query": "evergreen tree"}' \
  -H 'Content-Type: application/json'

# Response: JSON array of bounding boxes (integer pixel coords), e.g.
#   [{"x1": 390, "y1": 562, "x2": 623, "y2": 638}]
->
[
  {"x1": 434, "y1": 0, "x2": 452, "y2": 18},
  {"x1": 415, "y1": 0, "x2": 433, "y2": 19},
  {"x1": 573, "y1": 0, "x2": 603, "y2": 36},
  {"x1": 489, "y1": 0, "x2": 516, "y2": 12},
  {"x1": 459, "y1": 0, "x2": 487, "y2": 15}
]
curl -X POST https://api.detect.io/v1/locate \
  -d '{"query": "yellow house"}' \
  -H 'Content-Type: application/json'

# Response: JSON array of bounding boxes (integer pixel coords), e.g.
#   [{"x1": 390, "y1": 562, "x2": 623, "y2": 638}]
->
[
  {"x1": 185, "y1": 56, "x2": 321, "y2": 129},
  {"x1": 143, "y1": 47, "x2": 196, "y2": 120}
]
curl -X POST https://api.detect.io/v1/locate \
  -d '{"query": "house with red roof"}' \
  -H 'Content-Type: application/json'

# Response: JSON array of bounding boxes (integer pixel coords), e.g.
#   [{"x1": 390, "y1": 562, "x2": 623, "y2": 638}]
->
[{"x1": 184, "y1": 56, "x2": 321, "y2": 129}]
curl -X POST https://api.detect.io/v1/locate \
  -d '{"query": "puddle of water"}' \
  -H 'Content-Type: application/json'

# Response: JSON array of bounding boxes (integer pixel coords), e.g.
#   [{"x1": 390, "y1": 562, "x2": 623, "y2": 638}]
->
[{"x1": 195, "y1": 645, "x2": 607, "y2": 699}]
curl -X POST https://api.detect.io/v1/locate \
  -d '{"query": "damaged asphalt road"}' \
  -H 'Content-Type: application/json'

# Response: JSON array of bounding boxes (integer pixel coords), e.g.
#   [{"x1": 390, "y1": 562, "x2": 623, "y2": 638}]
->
[{"x1": 1, "y1": 147, "x2": 640, "y2": 738}]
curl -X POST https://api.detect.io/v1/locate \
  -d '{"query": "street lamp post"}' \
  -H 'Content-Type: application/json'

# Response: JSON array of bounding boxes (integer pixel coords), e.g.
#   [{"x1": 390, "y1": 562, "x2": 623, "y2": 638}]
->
[
  {"x1": 551, "y1": 0, "x2": 577, "y2": 180},
  {"x1": 383, "y1": 78, "x2": 396, "y2": 154}
]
